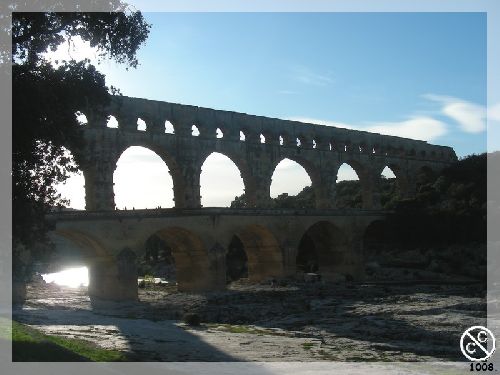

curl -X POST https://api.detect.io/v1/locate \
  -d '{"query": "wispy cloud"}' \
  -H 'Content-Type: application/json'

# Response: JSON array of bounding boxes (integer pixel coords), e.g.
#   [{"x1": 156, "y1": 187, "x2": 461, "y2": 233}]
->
[
  {"x1": 290, "y1": 116, "x2": 447, "y2": 142},
  {"x1": 365, "y1": 117, "x2": 447, "y2": 141},
  {"x1": 277, "y1": 89, "x2": 299, "y2": 95},
  {"x1": 423, "y1": 94, "x2": 486, "y2": 133},
  {"x1": 291, "y1": 65, "x2": 334, "y2": 86},
  {"x1": 488, "y1": 101, "x2": 500, "y2": 122}
]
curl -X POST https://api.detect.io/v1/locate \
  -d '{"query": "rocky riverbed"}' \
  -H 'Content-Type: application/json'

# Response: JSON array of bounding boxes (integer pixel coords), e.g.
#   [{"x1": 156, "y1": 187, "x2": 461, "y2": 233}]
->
[{"x1": 13, "y1": 278, "x2": 486, "y2": 362}]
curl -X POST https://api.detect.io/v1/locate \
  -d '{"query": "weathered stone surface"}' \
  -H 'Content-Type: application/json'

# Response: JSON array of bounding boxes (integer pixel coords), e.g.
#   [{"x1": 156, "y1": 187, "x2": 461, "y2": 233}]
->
[{"x1": 14, "y1": 280, "x2": 486, "y2": 361}]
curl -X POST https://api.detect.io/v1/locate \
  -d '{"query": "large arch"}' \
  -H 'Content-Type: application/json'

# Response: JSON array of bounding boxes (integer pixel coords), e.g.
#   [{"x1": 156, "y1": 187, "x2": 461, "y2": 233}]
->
[
  {"x1": 113, "y1": 146, "x2": 177, "y2": 209},
  {"x1": 270, "y1": 157, "x2": 317, "y2": 208},
  {"x1": 54, "y1": 147, "x2": 86, "y2": 210},
  {"x1": 52, "y1": 229, "x2": 138, "y2": 301},
  {"x1": 378, "y1": 163, "x2": 410, "y2": 206},
  {"x1": 296, "y1": 221, "x2": 353, "y2": 281},
  {"x1": 232, "y1": 225, "x2": 284, "y2": 282},
  {"x1": 200, "y1": 152, "x2": 246, "y2": 207},
  {"x1": 335, "y1": 162, "x2": 363, "y2": 208},
  {"x1": 153, "y1": 227, "x2": 216, "y2": 291}
]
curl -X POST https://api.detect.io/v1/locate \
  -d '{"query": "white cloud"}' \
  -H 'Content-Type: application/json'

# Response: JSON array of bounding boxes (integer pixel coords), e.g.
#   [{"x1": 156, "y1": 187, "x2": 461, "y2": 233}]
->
[
  {"x1": 365, "y1": 117, "x2": 447, "y2": 141},
  {"x1": 290, "y1": 116, "x2": 447, "y2": 142},
  {"x1": 423, "y1": 94, "x2": 486, "y2": 133}
]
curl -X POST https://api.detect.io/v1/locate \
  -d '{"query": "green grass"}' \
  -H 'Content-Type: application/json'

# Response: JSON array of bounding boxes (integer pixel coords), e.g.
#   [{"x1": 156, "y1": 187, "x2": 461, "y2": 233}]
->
[
  {"x1": 206, "y1": 323, "x2": 287, "y2": 336},
  {"x1": 3, "y1": 318, "x2": 130, "y2": 362},
  {"x1": 301, "y1": 342, "x2": 314, "y2": 350}
]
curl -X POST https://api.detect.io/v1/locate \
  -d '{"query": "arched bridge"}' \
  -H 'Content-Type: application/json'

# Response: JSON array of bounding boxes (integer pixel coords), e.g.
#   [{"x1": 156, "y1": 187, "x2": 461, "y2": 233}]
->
[{"x1": 49, "y1": 96, "x2": 457, "y2": 301}]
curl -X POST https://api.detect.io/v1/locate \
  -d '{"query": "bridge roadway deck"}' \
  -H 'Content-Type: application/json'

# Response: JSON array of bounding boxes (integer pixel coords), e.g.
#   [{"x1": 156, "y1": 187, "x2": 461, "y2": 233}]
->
[{"x1": 48, "y1": 207, "x2": 392, "y2": 220}]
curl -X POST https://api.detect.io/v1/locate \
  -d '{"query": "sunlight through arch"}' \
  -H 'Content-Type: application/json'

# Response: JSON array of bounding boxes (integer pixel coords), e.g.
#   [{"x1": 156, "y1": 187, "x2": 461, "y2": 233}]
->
[
  {"x1": 165, "y1": 120, "x2": 175, "y2": 134},
  {"x1": 75, "y1": 111, "x2": 88, "y2": 125},
  {"x1": 54, "y1": 147, "x2": 86, "y2": 210},
  {"x1": 381, "y1": 166, "x2": 396, "y2": 179},
  {"x1": 200, "y1": 153, "x2": 244, "y2": 207},
  {"x1": 137, "y1": 118, "x2": 147, "y2": 131},
  {"x1": 113, "y1": 146, "x2": 174, "y2": 209},
  {"x1": 336, "y1": 163, "x2": 360, "y2": 182},
  {"x1": 192, "y1": 125, "x2": 200, "y2": 136},
  {"x1": 270, "y1": 158, "x2": 311, "y2": 198},
  {"x1": 107, "y1": 115, "x2": 119, "y2": 128}
]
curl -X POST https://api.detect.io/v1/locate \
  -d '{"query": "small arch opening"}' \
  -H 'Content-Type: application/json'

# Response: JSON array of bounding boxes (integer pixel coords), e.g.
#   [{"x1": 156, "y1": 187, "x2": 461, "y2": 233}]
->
[
  {"x1": 296, "y1": 138, "x2": 301, "y2": 147},
  {"x1": 312, "y1": 139, "x2": 317, "y2": 149},
  {"x1": 240, "y1": 131, "x2": 246, "y2": 141},
  {"x1": 279, "y1": 135, "x2": 284, "y2": 146},
  {"x1": 260, "y1": 134, "x2": 266, "y2": 144},
  {"x1": 75, "y1": 111, "x2": 88, "y2": 125},
  {"x1": 107, "y1": 115, "x2": 119, "y2": 128},
  {"x1": 192, "y1": 125, "x2": 200, "y2": 136},
  {"x1": 137, "y1": 118, "x2": 147, "y2": 131},
  {"x1": 165, "y1": 120, "x2": 175, "y2": 134},
  {"x1": 216, "y1": 128, "x2": 223, "y2": 139}
]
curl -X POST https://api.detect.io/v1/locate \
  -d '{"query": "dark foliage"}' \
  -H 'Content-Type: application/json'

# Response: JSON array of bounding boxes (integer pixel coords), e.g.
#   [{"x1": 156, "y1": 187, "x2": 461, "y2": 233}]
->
[
  {"x1": 12, "y1": 10, "x2": 150, "y2": 280},
  {"x1": 387, "y1": 154, "x2": 486, "y2": 247},
  {"x1": 230, "y1": 154, "x2": 487, "y2": 247}
]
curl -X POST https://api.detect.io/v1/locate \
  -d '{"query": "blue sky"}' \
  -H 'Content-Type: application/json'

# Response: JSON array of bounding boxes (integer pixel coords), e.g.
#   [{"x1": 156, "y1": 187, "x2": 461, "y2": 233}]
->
[{"x1": 53, "y1": 12, "x2": 488, "y2": 209}]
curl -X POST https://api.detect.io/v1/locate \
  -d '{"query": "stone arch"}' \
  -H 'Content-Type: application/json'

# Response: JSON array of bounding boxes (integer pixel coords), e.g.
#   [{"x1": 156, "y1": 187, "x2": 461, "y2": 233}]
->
[
  {"x1": 191, "y1": 124, "x2": 200, "y2": 136},
  {"x1": 154, "y1": 227, "x2": 214, "y2": 291},
  {"x1": 216, "y1": 127, "x2": 224, "y2": 139},
  {"x1": 54, "y1": 146, "x2": 86, "y2": 210},
  {"x1": 113, "y1": 144, "x2": 181, "y2": 209},
  {"x1": 136, "y1": 117, "x2": 147, "y2": 131},
  {"x1": 164, "y1": 120, "x2": 175, "y2": 134},
  {"x1": 75, "y1": 111, "x2": 88, "y2": 125},
  {"x1": 336, "y1": 160, "x2": 377, "y2": 209},
  {"x1": 199, "y1": 151, "x2": 249, "y2": 207},
  {"x1": 378, "y1": 163, "x2": 410, "y2": 204},
  {"x1": 296, "y1": 221, "x2": 352, "y2": 281},
  {"x1": 106, "y1": 115, "x2": 119, "y2": 128},
  {"x1": 233, "y1": 224, "x2": 284, "y2": 281},
  {"x1": 54, "y1": 229, "x2": 110, "y2": 261},
  {"x1": 270, "y1": 156, "x2": 320, "y2": 205},
  {"x1": 52, "y1": 229, "x2": 137, "y2": 300},
  {"x1": 335, "y1": 161, "x2": 363, "y2": 208}
]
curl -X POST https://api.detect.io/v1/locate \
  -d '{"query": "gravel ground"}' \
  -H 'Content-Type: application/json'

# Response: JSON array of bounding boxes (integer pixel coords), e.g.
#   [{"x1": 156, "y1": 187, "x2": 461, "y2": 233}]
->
[{"x1": 13, "y1": 279, "x2": 486, "y2": 361}]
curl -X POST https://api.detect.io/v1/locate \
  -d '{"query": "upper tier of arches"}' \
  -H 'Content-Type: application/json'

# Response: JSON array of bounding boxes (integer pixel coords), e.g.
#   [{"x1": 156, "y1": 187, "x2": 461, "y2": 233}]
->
[{"x1": 76, "y1": 96, "x2": 456, "y2": 163}]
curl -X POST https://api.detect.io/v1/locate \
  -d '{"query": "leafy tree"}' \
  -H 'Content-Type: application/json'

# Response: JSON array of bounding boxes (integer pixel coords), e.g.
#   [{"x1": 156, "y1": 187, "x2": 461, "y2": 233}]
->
[{"x1": 12, "y1": 10, "x2": 150, "y2": 282}]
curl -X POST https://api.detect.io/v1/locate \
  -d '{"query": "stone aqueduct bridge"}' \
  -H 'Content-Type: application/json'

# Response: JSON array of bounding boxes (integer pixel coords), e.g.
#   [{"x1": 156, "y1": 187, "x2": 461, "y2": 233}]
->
[{"x1": 50, "y1": 96, "x2": 457, "y2": 301}]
